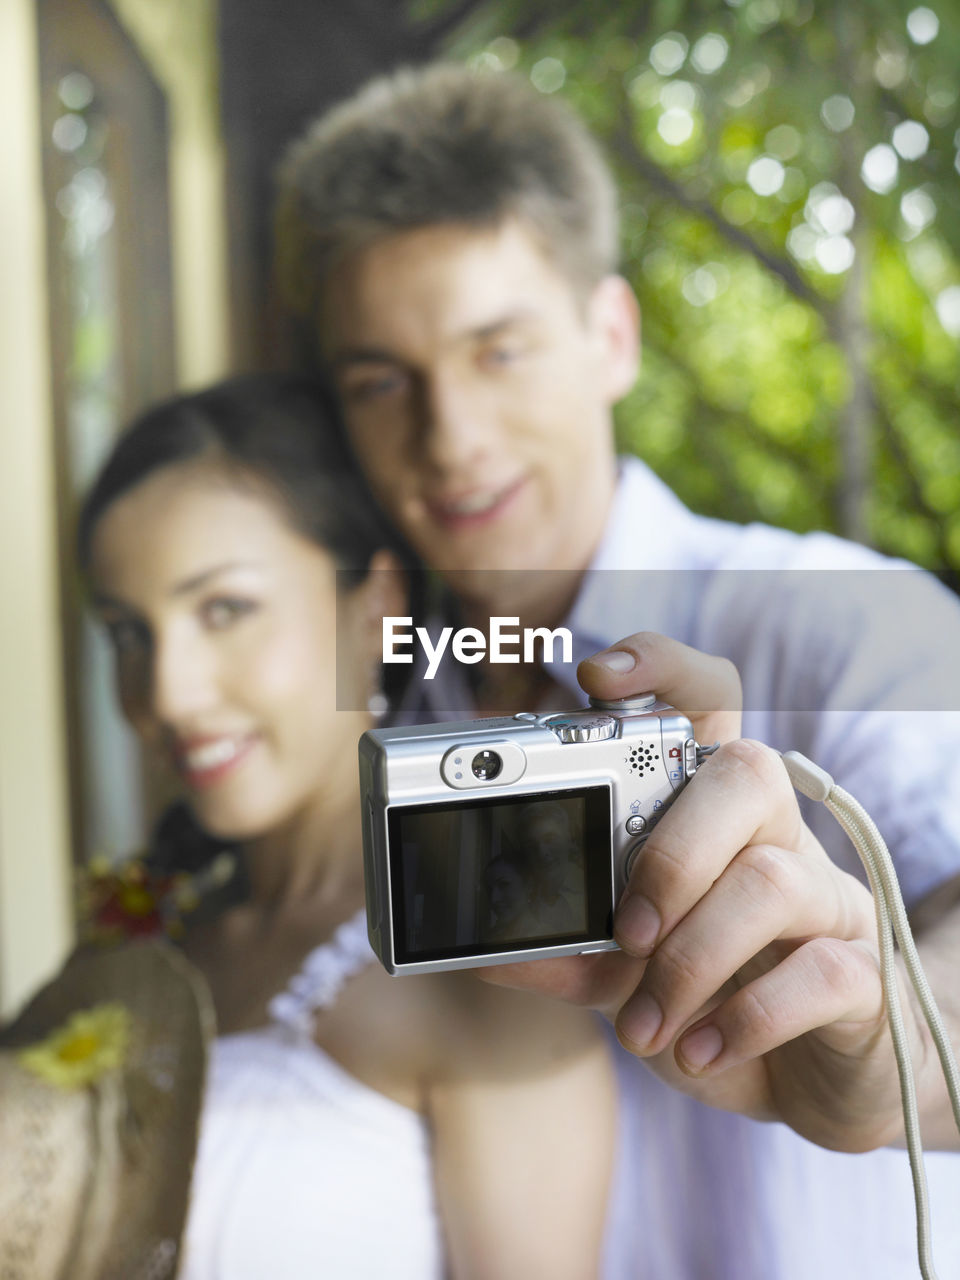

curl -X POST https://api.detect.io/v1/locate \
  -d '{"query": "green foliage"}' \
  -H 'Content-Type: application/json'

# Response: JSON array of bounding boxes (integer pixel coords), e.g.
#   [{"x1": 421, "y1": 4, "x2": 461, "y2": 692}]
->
[{"x1": 422, "y1": 0, "x2": 960, "y2": 575}]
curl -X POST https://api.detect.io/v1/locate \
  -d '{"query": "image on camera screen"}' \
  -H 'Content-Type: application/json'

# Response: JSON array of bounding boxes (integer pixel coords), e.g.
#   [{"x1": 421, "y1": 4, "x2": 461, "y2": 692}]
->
[{"x1": 387, "y1": 786, "x2": 613, "y2": 963}]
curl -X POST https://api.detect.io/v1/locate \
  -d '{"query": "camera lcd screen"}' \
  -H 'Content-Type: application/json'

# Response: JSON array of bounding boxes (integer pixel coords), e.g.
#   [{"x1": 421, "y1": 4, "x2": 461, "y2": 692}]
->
[{"x1": 387, "y1": 786, "x2": 613, "y2": 964}]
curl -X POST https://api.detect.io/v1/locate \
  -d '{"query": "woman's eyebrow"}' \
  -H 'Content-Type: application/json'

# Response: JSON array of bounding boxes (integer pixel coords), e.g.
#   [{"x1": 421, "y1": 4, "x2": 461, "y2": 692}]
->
[
  {"x1": 91, "y1": 560, "x2": 263, "y2": 611},
  {"x1": 169, "y1": 561, "x2": 263, "y2": 598}
]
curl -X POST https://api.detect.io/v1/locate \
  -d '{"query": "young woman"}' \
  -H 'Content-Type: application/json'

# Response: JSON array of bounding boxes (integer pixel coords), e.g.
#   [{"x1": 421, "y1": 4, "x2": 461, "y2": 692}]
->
[{"x1": 79, "y1": 374, "x2": 615, "y2": 1279}]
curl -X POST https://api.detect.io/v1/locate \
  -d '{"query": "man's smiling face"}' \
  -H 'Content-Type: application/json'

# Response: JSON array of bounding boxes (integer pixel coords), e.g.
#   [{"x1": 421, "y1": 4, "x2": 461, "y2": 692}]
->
[{"x1": 321, "y1": 219, "x2": 638, "y2": 599}]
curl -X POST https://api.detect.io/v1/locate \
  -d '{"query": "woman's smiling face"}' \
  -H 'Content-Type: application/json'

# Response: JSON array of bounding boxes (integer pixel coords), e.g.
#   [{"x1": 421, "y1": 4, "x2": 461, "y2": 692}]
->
[{"x1": 89, "y1": 463, "x2": 372, "y2": 840}]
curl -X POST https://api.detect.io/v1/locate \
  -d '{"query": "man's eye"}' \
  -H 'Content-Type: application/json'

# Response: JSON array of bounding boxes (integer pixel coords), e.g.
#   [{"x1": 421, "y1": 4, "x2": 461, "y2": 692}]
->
[
  {"x1": 480, "y1": 344, "x2": 523, "y2": 369},
  {"x1": 201, "y1": 598, "x2": 257, "y2": 630},
  {"x1": 342, "y1": 370, "x2": 408, "y2": 403}
]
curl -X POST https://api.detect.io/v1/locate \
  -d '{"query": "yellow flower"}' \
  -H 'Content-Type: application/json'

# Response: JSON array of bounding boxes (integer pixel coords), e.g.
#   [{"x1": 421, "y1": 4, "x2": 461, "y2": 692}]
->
[
  {"x1": 116, "y1": 882, "x2": 157, "y2": 917},
  {"x1": 18, "y1": 1003, "x2": 132, "y2": 1090}
]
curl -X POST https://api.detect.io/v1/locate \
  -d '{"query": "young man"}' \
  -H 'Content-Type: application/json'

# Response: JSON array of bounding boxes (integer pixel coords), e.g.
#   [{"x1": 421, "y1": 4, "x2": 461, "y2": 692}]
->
[{"x1": 276, "y1": 64, "x2": 960, "y2": 1275}]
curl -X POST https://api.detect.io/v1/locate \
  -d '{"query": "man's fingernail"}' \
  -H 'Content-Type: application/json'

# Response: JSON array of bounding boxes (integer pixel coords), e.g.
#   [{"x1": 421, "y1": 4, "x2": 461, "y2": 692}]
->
[
  {"x1": 591, "y1": 648, "x2": 636, "y2": 673},
  {"x1": 679, "y1": 1024, "x2": 724, "y2": 1073},
  {"x1": 618, "y1": 991, "x2": 662, "y2": 1051},
  {"x1": 615, "y1": 893, "x2": 660, "y2": 955}
]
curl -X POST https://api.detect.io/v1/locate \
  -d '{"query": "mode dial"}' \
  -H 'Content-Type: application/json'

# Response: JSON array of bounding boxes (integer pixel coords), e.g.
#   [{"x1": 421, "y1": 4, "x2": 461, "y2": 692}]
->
[{"x1": 545, "y1": 712, "x2": 617, "y2": 744}]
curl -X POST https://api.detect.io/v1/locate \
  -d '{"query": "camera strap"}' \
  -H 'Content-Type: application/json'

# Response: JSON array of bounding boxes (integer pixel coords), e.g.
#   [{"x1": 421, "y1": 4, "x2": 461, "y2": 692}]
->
[{"x1": 782, "y1": 751, "x2": 960, "y2": 1280}]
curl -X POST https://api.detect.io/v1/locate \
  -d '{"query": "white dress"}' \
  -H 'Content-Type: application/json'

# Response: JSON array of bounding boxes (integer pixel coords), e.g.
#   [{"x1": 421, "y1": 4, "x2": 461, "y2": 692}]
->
[{"x1": 178, "y1": 913, "x2": 446, "y2": 1279}]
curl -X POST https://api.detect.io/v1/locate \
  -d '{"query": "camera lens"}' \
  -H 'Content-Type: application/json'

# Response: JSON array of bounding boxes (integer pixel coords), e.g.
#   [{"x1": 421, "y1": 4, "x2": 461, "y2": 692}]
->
[{"x1": 471, "y1": 749, "x2": 503, "y2": 781}]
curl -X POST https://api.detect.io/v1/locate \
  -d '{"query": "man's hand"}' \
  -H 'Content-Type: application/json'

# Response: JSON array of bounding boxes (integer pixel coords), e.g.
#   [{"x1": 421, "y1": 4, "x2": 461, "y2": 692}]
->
[
  {"x1": 484, "y1": 632, "x2": 935, "y2": 1153},
  {"x1": 578, "y1": 630, "x2": 742, "y2": 750}
]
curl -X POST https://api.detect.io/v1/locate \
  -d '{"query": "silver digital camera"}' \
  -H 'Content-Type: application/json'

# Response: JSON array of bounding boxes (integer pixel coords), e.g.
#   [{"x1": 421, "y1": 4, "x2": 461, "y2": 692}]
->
[{"x1": 359, "y1": 694, "x2": 701, "y2": 975}]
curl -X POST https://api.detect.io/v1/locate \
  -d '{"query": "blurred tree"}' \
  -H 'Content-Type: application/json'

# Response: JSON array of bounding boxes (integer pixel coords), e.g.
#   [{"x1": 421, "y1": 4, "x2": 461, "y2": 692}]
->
[{"x1": 413, "y1": 0, "x2": 960, "y2": 577}]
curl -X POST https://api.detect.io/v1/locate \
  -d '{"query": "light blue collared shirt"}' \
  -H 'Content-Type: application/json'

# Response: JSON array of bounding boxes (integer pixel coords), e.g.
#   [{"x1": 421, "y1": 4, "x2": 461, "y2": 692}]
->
[{"x1": 395, "y1": 456, "x2": 960, "y2": 1279}]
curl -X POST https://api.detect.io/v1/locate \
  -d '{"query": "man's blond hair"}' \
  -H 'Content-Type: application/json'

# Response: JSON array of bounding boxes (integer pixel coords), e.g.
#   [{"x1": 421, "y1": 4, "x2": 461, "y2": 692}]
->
[{"x1": 275, "y1": 62, "x2": 619, "y2": 322}]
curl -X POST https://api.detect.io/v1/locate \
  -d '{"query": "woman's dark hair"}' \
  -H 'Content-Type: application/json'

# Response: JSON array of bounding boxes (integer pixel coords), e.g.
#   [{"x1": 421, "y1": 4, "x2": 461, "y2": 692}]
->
[{"x1": 78, "y1": 372, "x2": 409, "y2": 583}]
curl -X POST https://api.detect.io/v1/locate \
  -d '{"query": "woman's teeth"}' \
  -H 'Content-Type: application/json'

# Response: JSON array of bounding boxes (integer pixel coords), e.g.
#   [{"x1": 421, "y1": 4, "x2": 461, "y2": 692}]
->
[{"x1": 182, "y1": 738, "x2": 245, "y2": 770}]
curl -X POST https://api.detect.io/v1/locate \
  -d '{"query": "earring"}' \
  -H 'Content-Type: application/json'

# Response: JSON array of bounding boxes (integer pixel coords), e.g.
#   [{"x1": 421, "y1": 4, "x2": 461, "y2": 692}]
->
[
  {"x1": 367, "y1": 667, "x2": 389, "y2": 720},
  {"x1": 368, "y1": 691, "x2": 389, "y2": 719}
]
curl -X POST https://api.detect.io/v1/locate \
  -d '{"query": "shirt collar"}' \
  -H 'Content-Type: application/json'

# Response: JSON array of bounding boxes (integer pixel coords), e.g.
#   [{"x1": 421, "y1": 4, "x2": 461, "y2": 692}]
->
[
  {"x1": 392, "y1": 457, "x2": 701, "y2": 718},
  {"x1": 562, "y1": 458, "x2": 700, "y2": 666}
]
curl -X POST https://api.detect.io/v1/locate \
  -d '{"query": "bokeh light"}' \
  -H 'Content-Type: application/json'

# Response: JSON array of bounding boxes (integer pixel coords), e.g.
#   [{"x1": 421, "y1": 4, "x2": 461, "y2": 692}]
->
[
  {"x1": 821, "y1": 95, "x2": 855, "y2": 133},
  {"x1": 861, "y1": 144, "x2": 899, "y2": 193},
  {"x1": 530, "y1": 57, "x2": 566, "y2": 93},
  {"x1": 691, "y1": 33, "x2": 729, "y2": 74},
  {"x1": 892, "y1": 120, "x2": 930, "y2": 161},
  {"x1": 906, "y1": 7, "x2": 940, "y2": 45},
  {"x1": 650, "y1": 34, "x2": 688, "y2": 76}
]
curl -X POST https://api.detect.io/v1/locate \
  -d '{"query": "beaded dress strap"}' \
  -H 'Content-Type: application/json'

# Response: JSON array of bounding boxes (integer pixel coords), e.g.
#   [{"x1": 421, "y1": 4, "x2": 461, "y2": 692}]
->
[{"x1": 268, "y1": 908, "x2": 374, "y2": 1037}]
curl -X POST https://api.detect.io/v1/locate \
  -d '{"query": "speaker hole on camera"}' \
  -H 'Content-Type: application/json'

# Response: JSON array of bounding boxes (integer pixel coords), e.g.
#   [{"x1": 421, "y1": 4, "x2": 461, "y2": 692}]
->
[{"x1": 626, "y1": 744, "x2": 660, "y2": 776}]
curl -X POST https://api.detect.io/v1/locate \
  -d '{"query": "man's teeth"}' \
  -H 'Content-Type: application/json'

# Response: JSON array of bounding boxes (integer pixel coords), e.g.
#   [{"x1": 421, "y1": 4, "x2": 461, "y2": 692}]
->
[{"x1": 183, "y1": 739, "x2": 245, "y2": 771}]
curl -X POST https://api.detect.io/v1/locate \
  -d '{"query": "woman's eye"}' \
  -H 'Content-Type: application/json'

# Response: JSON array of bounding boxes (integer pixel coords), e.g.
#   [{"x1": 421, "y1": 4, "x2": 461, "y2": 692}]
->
[
  {"x1": 104, "y1": 618, "x2": 150, "y2": 655},
  {"x1": 201, "y1": 597, "x2": 257, "y2": 630}
]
